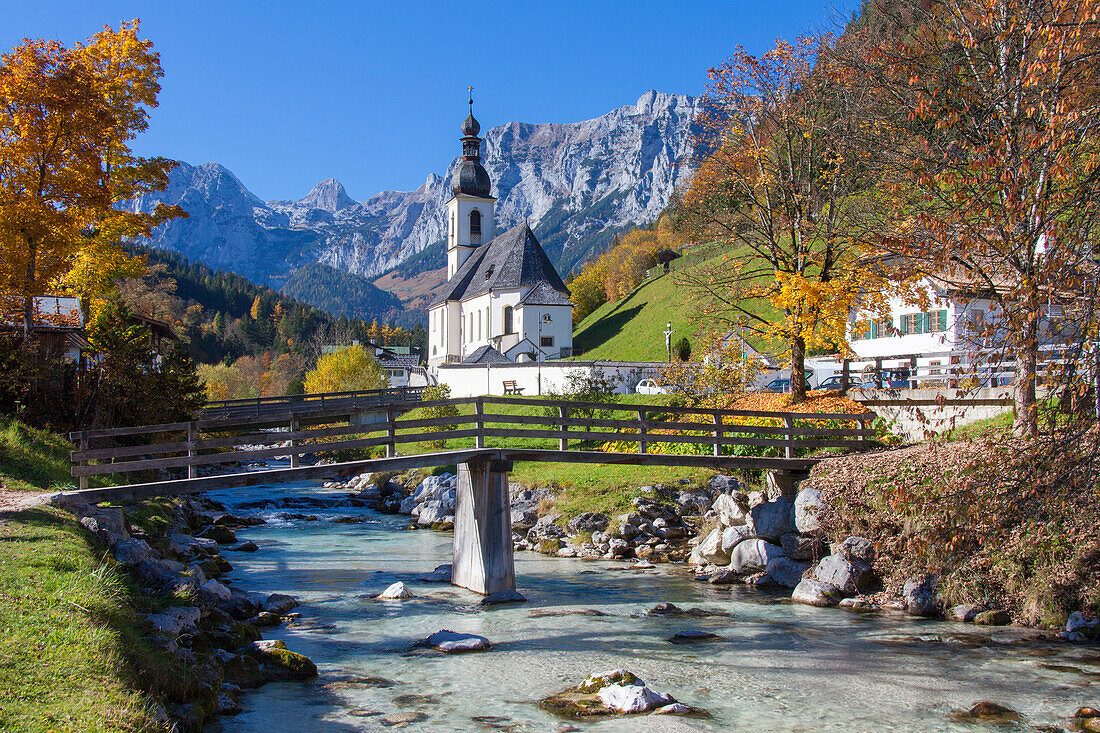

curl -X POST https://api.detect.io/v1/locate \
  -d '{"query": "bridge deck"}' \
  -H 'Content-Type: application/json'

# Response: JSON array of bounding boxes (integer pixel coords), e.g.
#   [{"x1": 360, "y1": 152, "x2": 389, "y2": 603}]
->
[{"x1": 65, "y1": 395, "x2": 874, "y2": 505}]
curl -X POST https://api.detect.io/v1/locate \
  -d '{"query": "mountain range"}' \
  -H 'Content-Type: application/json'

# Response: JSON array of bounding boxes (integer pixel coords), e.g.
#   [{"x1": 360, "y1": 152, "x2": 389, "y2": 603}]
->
[{"x1": 126, "y1": 90, "x2": 702, "y2": 321}]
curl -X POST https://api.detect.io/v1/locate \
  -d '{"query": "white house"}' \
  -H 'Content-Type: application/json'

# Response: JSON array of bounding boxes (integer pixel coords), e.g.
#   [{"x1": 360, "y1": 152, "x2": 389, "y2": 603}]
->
[{"x1": 427, "y1": 97, "x2": 574, "y2": 371}]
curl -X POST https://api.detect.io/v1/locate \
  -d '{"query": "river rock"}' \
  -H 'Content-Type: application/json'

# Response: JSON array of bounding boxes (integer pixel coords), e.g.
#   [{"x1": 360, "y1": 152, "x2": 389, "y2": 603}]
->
[
  {"x1": 794, "y1": 488, "x2": 823, "y2": 533},
  {"x1": 973, "y1": 609, "x2": 1012, "y2": 626},
  {"x1": 791, "y1": 578, "x2": 841, "y2": 607},
  {"x1": 761, "y1": 557, "x2": 809, "y2": 588},
  {"x1": 838, "y1": 597, "x2": 877, "y2": 612},
  {"x1": 227, "y1": 541, "x2": 258, "y2": 552},
  {"x1": 425, "y1": 630, "x2": 491, "y2": 653},
  {"x1": 712, "y1": 494, "x2": 747, "y2": 527},
  {"x1": 198, "y1": 524, "x2": 237, "y2": 545},
  {"x1": 398, "y1": 495, "x2": 419, "y2": 514},
  {"x1": 379, "y1": 582, "x2": 413, "y2": 599},
  {"x1": 948, "y1": 604, "x2": 984, "y2": 622},
  {"x1": 242, "y1": 639, "x2": 318, "y2": 681},
  {"x1": 135, "y1": 558, "x2": 186, "y2": 588},
  {"x1": 835, "y1": 536, "x2": 875, "y2": 564},
  {"x1": 597, "y1": 683, "x2": 674, "y2": 714},
  {"x1": 569, "y1": 512, "x2": 609, "y2": 534},
  {"x1": 696, "y1": 528, "x2": 730, "y2": 565},
  {"x1": 746, "y1": 497, "x2": 795, "y2": 542},
  {"x1": 146, "y1": 606, "x2": 201, "y2": 636},
  {"x1": 669, "y1": 630, "x2": 720, "y2": 644},
  {"x1": 902, "y1": 575, "x2": 940, "y2": 617},
  {"x1": 951, "y1": 701, "x2": 1020, "y2": 723},
  {"x1": 1067, "y1": 611, "x2": 1099, "y2": 637},
  {"x1": 811, "y1": 553, "x2": 871, "y2": 596},
  {"x1": 729, "y1": 539, "x2": 785, "y2": 574},
  {"x1": 780, "y1": 532, "x2": 823, "y2": 561},
  {"x1": 262, "y1": 593, "x2": 299, "y2": 615},
  {"x1": 420, "y1": 564, "x2": 452, "y2": 582},
  {"x1": 481, "y1": 590, "x2": 526, "y2": 605},
  {"x1": 511, "y1": 507, "x2": 539, "y2": 531},
  {"x1": 720, "y1": 525, "x2": 754, "y2": 555},
  {"x1": 113, "y1": 538, "x2": 157, "y2": 566},
  {"x1": 654, "y1": 703, "x2": 693, "y2": 715},
  {"x1": 168, "y1": 532, "x2": 218, "y2": 556},
  {"x1": 200, "y1": 579, "x2": 233, "y2": 602}
]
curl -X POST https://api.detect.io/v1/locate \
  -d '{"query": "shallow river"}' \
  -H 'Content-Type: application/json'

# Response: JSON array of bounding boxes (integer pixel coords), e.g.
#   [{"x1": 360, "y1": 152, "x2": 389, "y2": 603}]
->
[{"x1": 203, "y1": 480, "x2": 1098, "y2": 732}]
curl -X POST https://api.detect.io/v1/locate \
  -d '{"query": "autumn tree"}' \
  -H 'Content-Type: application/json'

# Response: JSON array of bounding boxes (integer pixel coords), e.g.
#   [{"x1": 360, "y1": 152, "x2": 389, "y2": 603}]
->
[
  {"x1": 0, "y1": 21, "x2": 182, "y2": 336},
  {"x1": 854, "y1": 0, "x2": 1100, "y2": 436},
  {"x1": 304, "y1": 346, "x2": 386, "y2": 394},
  {"x1": 678, "y1": 36, "x2": 891, "y2": 402}
]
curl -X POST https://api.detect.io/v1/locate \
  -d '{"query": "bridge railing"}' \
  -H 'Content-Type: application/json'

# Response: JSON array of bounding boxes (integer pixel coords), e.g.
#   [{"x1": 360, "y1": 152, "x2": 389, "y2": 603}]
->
[
  {"x1": 200, "y1": 386, "x2": 425, "y2": 421},
  {"x1": 69, "y1": 395, "x2": 876, "y2": 489}
]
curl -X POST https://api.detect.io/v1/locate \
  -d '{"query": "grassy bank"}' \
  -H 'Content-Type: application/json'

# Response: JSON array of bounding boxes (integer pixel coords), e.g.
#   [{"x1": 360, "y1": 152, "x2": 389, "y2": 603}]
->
[
  {"x1": 805, "y1": 425, "x2": 1100, "y2": 626},
  {"x1": 0, "y1": 418, "x2": 170, "y2": 732}
]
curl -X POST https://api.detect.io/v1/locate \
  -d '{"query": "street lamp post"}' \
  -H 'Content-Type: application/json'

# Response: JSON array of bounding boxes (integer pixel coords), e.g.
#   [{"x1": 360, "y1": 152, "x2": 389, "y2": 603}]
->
[{"x1": 537, "y1": 312, "x2": 552, "y2": 395}]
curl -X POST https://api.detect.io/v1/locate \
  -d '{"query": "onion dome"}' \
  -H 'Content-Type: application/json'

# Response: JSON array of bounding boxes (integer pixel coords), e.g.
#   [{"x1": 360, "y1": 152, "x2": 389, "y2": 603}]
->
[{"x1": 452, "y1": 91, "x2": 492, "y2": 198}]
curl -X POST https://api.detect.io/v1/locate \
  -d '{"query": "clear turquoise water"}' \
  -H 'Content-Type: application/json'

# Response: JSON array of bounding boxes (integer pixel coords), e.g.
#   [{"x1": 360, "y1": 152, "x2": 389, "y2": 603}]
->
[{"x1": 203, "y1": 480, "x2": 1098, "y2": 732}]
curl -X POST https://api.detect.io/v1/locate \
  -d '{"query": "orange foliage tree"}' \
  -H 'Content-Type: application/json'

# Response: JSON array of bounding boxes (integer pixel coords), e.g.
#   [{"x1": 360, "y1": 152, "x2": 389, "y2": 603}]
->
[
  {"x1": 679, "y1": 36, "x2": 893, "y2": 403},
  {"x1": 851, "y1": 0, "x2": 1100, "y2": 437},
  {"x1": 0, "y1": 21, "x2": 182, "y2": 335}
]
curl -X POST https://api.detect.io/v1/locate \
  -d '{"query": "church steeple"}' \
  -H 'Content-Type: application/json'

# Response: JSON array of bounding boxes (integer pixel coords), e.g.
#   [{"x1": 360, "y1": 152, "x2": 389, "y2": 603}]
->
[{"x1": 453, "y1": 89, "x2": 491, "y2": 198}]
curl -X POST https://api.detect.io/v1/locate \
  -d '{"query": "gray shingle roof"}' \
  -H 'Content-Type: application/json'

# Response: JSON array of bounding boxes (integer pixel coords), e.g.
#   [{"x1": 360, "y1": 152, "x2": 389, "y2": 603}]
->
[
  {"x1": 432, "y1": 222, "x2": 570, "y2": 307},
  {"x1": 462, "y1": 345, "x2": 510, "y2": 364},
  {"x1": 519, "y1": 281, "x2": 574, "y2": 307}
]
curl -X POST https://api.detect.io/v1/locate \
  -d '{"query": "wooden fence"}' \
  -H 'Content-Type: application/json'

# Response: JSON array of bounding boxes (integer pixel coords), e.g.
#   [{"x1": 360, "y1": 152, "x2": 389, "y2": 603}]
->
[
  {"x1": 200, "y1": 386, "x2": 425, "y2": 422},
  {"x1": 69, "y1": 396, "x2": 876, "y2": 489}
]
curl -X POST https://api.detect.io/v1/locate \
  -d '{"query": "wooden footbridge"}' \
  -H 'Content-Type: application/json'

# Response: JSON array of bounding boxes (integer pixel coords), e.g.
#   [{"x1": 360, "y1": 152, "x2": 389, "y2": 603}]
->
[{"x1": 66, "y1": 395, "x2": 874, "y2": 596}]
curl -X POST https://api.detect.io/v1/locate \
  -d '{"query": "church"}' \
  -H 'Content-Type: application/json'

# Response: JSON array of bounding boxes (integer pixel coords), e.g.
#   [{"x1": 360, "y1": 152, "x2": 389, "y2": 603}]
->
[{"x1": 427, "y1": 97, "x2": 574, "y2": 370}]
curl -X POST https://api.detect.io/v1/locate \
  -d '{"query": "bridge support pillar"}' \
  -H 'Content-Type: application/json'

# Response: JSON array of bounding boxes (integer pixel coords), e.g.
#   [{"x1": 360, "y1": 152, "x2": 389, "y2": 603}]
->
[
  {"x1": 452, "y1": 457, "x2": 515, "y2": 595},
  {"x1": 765, "y1": 469, "x2": 810, "y2": 500}
]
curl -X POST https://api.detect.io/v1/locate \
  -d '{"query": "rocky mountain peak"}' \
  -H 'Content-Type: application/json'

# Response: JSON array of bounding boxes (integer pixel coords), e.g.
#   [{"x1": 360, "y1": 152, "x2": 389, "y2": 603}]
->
[{"x1": 299, "y1": 178, "x2": 356, "y2": 213}]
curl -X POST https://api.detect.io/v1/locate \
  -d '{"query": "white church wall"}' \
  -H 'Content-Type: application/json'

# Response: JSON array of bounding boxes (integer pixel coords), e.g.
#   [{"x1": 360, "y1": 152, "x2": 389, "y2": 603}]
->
[
  {"x1": 516, "y1": 303, "x2": 573, "y2": 359},
  {"x1": 438, "y1": 361, "x2": 665, "y2": 398}
]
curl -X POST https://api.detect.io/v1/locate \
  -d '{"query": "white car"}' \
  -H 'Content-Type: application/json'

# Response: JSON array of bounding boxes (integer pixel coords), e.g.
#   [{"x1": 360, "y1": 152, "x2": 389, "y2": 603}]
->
[{"x1": 635, "y1": 378, "x2": 671, "y2": 395}]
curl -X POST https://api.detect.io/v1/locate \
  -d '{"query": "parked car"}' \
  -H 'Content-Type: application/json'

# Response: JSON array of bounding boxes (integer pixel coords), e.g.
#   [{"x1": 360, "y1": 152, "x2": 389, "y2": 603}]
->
[
  {"x1": 855, "y1": 370, "x2": 912, "y2": 389},
  {"x1": 635, "y1": 378, "x2": 671, "y2": 395},
  {"x1": 761, "y1": 378, "x2": 790, "y2": 393},
  {"x1": 817, "y1": 375, "x2": 845, "y2": 391}
]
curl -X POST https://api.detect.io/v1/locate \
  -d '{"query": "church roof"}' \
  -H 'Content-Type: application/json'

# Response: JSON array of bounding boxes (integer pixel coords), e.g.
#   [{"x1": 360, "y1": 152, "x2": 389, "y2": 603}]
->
[
  {"x1": 432, "y1": 222, "x2": 570, "y2": 306},
  {"x1": 519, "y1": 281, "x2": 574, "y2": 307},
  {"x1": 462, "y1": 345, "x2": 510, "y2": 364}
]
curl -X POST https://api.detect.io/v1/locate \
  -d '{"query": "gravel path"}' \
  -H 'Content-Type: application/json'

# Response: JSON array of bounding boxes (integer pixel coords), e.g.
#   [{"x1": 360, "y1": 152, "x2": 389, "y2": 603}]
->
[{"x1": 0, "y1": 486, "x2": 53, "y2": 514}]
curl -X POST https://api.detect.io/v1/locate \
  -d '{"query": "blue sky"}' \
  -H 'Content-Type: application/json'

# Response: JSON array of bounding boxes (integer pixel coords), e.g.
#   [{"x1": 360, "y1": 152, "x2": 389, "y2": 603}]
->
[{"x1": 4, "y1": 0, "x2": 857, "y2": 202}]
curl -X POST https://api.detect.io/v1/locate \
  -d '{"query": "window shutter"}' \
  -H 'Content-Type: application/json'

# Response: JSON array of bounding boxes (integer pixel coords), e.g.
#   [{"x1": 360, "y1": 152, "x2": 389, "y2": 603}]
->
[{"x1": 937, "y1": 310, "x2": 947, "y2": 331}]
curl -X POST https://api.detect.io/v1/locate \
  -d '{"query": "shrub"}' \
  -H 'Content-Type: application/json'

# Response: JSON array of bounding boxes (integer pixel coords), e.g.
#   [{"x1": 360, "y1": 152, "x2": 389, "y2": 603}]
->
[{"x1": 421, "y1": 384, "x2": 459, "y2": 449}]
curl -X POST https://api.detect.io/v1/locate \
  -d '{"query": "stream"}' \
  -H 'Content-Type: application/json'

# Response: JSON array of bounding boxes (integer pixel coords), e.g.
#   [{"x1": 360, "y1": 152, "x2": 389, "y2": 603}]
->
[{"x1": 203, "y1": 479, "x2": 1098, "y2": 732}]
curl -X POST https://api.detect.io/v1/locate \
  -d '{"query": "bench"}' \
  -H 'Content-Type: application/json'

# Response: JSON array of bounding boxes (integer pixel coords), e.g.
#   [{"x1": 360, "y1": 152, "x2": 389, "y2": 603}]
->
[{"x1": 502, "y1": 380, "x2": 524, "y2": 395}]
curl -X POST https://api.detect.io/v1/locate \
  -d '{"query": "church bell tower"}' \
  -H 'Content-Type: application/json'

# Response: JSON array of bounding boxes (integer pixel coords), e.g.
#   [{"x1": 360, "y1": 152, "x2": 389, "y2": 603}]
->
[{"x1": 446, "y1": 90, "x2": 495, "y2": 280}]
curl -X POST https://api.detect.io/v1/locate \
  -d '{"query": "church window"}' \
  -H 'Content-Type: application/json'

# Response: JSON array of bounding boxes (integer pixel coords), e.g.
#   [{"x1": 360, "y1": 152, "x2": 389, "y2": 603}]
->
[
  {"x1": 477, "y1": 311, "x2": 482, "y2": 340},
  {"x1": 470, "y1": 209, "x2": 481, "y2": 242},
  {"x1": 450, "y1": 213, "x2": 455, "y2": 244},
  {"x1": 541, "y1": 336, "x2": 554, "y2": 348},
  {"x1": 503, "y1": 306, "x2": 514, "y2": 334}
]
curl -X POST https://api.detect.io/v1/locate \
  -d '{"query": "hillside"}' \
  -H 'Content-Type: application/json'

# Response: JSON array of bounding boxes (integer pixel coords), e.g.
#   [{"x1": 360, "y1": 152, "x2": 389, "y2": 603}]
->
[
  {"x1": 571, "y1": 252, "x2": 780, "y2": 362},
  {"x1": 281, "y1": 262, "x2": 403, "y2": 323},
  {"x1": 572, "y1": 271, "x2": 699, "y2": 361}
]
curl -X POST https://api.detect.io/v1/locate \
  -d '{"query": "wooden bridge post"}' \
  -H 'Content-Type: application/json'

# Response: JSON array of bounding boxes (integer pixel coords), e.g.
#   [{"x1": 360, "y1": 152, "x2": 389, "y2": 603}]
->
[
  {"x1": 558, "y1": 406, "x2": 568, "y2": 451},
  {"x1": 289, "y1": 417, "x2": 300, "y2": 468},
  {"x1": 783, "y1": 415, "x2": 795, "y2": 459},
  {"x1": 386, "y1": 406, "x2": 396, "y2": 458},
  {"x1": 78, "y1": 432, "x2": 89, "y2": 491},
  {"x1": 452, "y1": 457, "x2": 516, "y2": 595},
  {"x1": 712, "y1": 412, "x2": 722, "y2": 457},
  {"x1": 638, "y1": 409, "x2": 647, "y2": 454},
  {"x1": 475, "y1": 397, "x2": 485, "y2": 449},
  {"x1": 187, "y1": 422, "x2": 198, "y2": 479}
]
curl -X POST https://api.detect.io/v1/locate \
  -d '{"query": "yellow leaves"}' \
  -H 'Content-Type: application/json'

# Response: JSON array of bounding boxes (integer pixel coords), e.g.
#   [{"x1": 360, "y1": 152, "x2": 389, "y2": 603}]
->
[{"x1": 304, "y1": 346, "x2": 386, "y2": 394}]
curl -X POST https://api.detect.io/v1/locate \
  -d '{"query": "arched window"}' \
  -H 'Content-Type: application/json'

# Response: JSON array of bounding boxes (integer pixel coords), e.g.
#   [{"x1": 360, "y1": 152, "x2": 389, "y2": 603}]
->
[
  {"x1": 469, "y1": 209, "x2": 481, "y2": 241},
  {"x1": 503, "y1": 306, "x2": 513, "y2": 334},
  {"x1": 477, "y1": 310, "x2": 482, "y2": 340}
]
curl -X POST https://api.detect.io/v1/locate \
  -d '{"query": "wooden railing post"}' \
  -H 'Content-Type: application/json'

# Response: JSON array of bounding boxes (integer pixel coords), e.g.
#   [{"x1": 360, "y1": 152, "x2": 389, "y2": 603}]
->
[
  {"x1": 386, "y1": 406, "x2": 396, "y2": 457},
  {"x1": 783, "y1": 415, "x2": 795, "y2": 459},
  {"x1": 187, "y1": 422, "x2": 198, "y2": 479},
  {"x1": 475, "y1": 397, "x2": 485, "y2": 449},
  {"x1": 638, "y1": 408, "x2": 647, "y2": 454},
  {"x1": 558, "y1": 405, "x2": 568, "y2": 451},
  {"x1": 78, "y1": 432, "x2": 89, "y2": 490},
  {"x1": 290, "y1": 417, "x2": 300, "y2": 468},
  {"x1": 857, "y1": 416, "x2": 869, "y2": 448},
  {"x1": 712, "y1": 412, "x2": 722, "y2": 457}
]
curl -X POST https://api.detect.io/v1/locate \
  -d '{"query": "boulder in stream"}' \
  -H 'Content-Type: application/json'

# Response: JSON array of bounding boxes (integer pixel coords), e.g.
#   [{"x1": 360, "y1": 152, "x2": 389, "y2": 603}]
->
[
  {"x1": 378, "y1": 582, "x2": 413, "y2": 600},
  {"x1": 422, "y1": 630, "x2": 492, "y2": 653}
]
